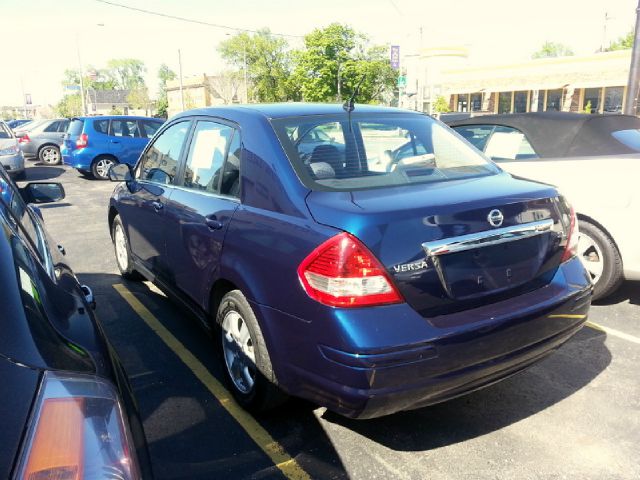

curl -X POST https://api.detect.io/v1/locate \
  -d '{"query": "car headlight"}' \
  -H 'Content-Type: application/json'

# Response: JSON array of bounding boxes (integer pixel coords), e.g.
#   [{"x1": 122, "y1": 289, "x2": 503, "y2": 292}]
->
[
  {"x1": 13, "y1": 372, "x2": 141, "y2": 480},
  {"x1": 0, "y1": 145, "x2": 19, "y2": 156}
]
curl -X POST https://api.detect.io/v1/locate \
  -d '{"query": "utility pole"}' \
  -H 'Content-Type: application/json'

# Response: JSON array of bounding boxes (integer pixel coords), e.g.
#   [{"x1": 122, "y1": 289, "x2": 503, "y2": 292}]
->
[
  {"x1": 624, "y1": 0, "x2": 640, "y2": 115},
  {"x1": 243, "y1": 46, "x2": 248, "y2": 103},
  {"x1": 76, "y1": 34, "x2": 87, "y2": 115},
  {"x1": 178, "y1": 49, "x2": 185, "y2": 111}
]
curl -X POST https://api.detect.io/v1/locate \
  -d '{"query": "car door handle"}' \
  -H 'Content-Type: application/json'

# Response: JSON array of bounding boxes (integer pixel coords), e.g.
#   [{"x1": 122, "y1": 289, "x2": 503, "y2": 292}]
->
[
  {"x1": 151, "y1": 201, "x2": 164, "y2": 212},
  {"x1": 205, "y1": 217, "x2": 224, "y2": 230},
  {"x1": 111, "y1": 140, "x2": 120, "y2": 144}
]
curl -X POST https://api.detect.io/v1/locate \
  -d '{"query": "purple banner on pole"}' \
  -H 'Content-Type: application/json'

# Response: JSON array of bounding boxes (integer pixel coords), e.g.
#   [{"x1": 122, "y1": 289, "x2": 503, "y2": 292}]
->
[{"x1": 390, "y1": 45, "x2": 400, "y2": 70}]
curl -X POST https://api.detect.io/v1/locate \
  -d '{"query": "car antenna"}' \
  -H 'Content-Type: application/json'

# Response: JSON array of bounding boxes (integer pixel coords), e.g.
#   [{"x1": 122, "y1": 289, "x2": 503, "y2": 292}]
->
[{"x1": 343, "y1": 74, "x2": 366, "y2": 132}]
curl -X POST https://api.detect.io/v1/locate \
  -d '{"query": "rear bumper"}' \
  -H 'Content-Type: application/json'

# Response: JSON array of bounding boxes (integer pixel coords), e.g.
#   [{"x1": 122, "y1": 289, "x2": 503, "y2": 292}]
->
[
  {"x1": 255, "y1": 256, "x2": 592, "y2": 419},
  {"x1": 62, "y1": 147, "x2": 93, "y2": 170},
  {"x1": 1, "y1": 152, "x2": 25, "y2": 176}
]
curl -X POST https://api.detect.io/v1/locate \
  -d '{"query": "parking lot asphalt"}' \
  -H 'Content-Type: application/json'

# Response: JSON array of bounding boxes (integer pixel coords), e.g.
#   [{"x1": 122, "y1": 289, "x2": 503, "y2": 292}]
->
[{"x1": 23, "y1": 163, "x2": 640, "y2": 480}]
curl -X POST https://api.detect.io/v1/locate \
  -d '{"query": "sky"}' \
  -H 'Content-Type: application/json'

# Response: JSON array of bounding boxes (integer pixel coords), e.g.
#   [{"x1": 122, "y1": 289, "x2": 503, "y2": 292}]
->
[{"x1": 0, "y1": 0, "x2": 637, "y2": 107}]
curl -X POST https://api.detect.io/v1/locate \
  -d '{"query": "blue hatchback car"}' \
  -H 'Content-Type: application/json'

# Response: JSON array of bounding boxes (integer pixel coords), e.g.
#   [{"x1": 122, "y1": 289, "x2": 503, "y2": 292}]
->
[
  {"x1": 108, "y1": 104, "x2": 592, "y2": 419},
  {"x1": 62, "y1": 115, "x2": 164, "y2": 179}
]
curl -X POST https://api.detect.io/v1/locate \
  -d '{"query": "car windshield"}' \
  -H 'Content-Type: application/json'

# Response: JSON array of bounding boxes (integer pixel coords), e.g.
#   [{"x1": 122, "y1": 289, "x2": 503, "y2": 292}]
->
[
  {"x1": 0, "y1": 122, "x2": 13, "y2": 139},
  {"x1": 272, "y1": 113, "x2": 499, "y2": 191}
]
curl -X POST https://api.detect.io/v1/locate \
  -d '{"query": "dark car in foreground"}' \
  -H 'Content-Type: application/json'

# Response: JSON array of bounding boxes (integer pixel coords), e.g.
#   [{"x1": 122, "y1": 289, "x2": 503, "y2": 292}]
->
[
  {"x1": 16, "y1": 118, "x2": 70, "y2": 165},
  {"x1": 0, "y1": 167, "x2": 150, "y2": 478},
  {"x1": 108, "y1": 103, "x2": 591, "y2": 419},
  {"x1": 447, "y1": 112, "x2": 640, "y2": 300},
  {"x1": 62, "y1": 115, "x2": 164, "y2": 179}
]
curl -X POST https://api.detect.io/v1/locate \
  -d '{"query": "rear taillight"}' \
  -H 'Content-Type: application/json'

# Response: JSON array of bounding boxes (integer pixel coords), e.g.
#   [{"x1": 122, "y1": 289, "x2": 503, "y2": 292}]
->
[
  {"x1": 561, "y1": 205, "x2": 579, "y2": 263},
  {"x1": 297, "y1": 232, "x2": 403, "y2": 307},
  {"x1": 14, "y1": 372, "x2": 140, "y2": 480},
  {"x1": 19, "y1": 134, "x2": 30, "y2": 144},
  {"x1": 76, "y1": 133, "x2": 88, "y2": 149}
]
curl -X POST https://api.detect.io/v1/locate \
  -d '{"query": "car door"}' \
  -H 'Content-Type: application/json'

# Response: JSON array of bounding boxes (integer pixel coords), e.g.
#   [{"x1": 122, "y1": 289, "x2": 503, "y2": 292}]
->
[
  {"x1": 123, "y1": 120, "x2": 191, "y2": 278},
  {"x1": 164, "y1": 119, "x2": 241, "y2": 308},
  {"x1": 108, "y1": 119, "x2": 148, "y2": 166}
]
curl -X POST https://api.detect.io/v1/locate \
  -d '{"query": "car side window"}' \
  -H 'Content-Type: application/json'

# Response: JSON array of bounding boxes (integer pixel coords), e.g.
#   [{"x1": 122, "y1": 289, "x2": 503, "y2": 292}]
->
[
  {"x1": 57, "y1": 120, "x2": 70, "y2": 132},
  {"x1": 453, "y1": 125, "x2": 495, "y2": 151},
  {"x1": 44, "y1": 121, "x2": 61, "y2": 133},
  {"x1": 484, "y1": 126, "x2": 538, "y2": 160},
  {"x1": 139, "y1": 120, "x2": 163, "y2": 139},
  {"x1": 181, "y1": 121, "x2": 234, "y2": 194},
  {"x1": 94, "y1": 119, "x2": 109, "y2": 134},
  {"x1": 220, "y1": 131, "x2": 241, "y2": 197},
  {"x1": 110, "y1": 120, "x2": 141, "y2": 138},
  {"x1": 138, "y1": 121, "x2": 190, "y2": 184}
]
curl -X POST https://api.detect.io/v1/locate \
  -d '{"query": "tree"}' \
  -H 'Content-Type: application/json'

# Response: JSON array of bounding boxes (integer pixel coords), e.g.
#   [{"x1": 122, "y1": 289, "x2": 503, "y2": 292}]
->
[
  {"x1": 106, "y1": 58, "x2": 146, "y2": 90},
  {"x1": 607, "y1": 29, "x2": 634, "y2": 51},
  {"x1": 208, "y1": 71, "x2": 243, "y2": 104},
  {"x1": 156, "y1": 64, "x2": 177, "y2": 117},
  {"x1": 55, "y1": 94, "x2": 82, "y2": 117},
  {"x1": 433, "y1": 95, "x2": 451, "y2": 113},
  {"x1": 127, "y1": 87, "x2": 151, "y2": 115},
  {"x1": 61, "y1": 67, "x2": 117, "y2": 91},
  {"x1": 290, "y1": 24, "x2": 396, "y2": 104},
  {"x1": 532, "y1": 41, "x2": 574, "y2": 59},
  {"x1": 219, "y1": 29, "x2": 291, "y2": 102}
]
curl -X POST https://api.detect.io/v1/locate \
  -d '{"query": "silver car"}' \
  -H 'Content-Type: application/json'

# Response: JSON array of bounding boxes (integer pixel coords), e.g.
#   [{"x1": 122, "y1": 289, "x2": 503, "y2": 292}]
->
[
  {"x1": 0, "y1": 121, "x2": 25, "y2": 180},
  {"x1": 16, "y1": 118, "x2": 69, "y2": 165}
]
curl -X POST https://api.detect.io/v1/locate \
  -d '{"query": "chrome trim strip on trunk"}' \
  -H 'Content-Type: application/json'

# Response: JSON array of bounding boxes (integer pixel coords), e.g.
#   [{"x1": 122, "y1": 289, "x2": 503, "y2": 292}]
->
[{"x1": 422, "y1": 219, "x2": 555, "y2": 257}]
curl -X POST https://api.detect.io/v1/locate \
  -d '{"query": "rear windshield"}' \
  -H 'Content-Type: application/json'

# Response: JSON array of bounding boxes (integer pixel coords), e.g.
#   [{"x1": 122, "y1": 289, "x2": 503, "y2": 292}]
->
[
  {"x1": 68, "y1": 119, "x2": 84, "y2": 136},
  {"x1": 0, "y1": 123, "x2": 13, "y2": 139},
  {"x1": 271, "y1": 113, "x2": 499, "y2": 191}
]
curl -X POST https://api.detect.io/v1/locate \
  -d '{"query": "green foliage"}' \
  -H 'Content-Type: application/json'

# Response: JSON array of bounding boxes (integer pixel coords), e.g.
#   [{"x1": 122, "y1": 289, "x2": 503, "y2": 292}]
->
[
  {"x1": 55, "y1": 94, "x2": 82, "y2": 117},
  {"x1": 532, "y1": 41, "x2": 574, "y2": 59},
  {"x1": 607, "y1": 29, "x2": 634, "y2": 51},
  {"x1": 110, "y1": 106, "x2": 124, "y2": 115},
  {"x1": 127, "y1": 87, "x2": 151, "y2": 113},
  {"x1": 433, "y1": 95, "x2": 451, "y2": 113},
  {"x1": 219, "y1": 29, "x2": 290, "y2": 102},
  {"x1": 290, "y1": 24, "x2": 396, "y2": 104},
  {"x1": 156, "y1": 64, "x2": 177, "y2": 117},
  {"x1": 106, "y1": 58, "x2": 146, "y2": 90},
  {"x1": 61, "y1": 67, "x2": 117, "y2": 91}
]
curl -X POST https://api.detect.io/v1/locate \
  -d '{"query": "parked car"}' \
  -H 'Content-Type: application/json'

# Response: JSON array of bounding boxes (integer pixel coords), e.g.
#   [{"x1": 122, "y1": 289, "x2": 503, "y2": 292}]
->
[
  {"x1": 15, "y1": 118, "x2": 69, "y2": 165},
  {"x1": 6, "y1": 119, "x2": 31, "y2": 130},
  {"x1": 0, "y1": 120, "x2": 25, "y2": 180},
  {"x1": 447, "y1": 112, "x2": 640, "y2": 300},
  {"x1": 62, "y1": 115, "x2": 165, "y2": 179},
  {"x1": 107, "y1": 104, "x2": 591, "y2": 419},
  {"x1": 0, "y1": 167, "x2": 151, "y2": 478}
]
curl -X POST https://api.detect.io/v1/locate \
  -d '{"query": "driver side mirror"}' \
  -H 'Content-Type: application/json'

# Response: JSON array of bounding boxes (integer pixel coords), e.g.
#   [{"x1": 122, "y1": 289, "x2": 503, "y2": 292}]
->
[
  {"x1": 19, "y1": 182, "x2": 65, "y2": 204},
  {"x1": 109, "y1": 163, "x2": 133, "y2": 182}
]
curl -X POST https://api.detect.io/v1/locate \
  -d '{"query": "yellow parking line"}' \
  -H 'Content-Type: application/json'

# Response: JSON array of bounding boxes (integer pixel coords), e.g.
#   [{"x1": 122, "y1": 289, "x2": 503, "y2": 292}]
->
[
  {"x1": 113, "y1": 284, "x2": 311, "y2": 480},
  {"x1": 548, "y1": 314, "x2": 587, "y2": 319},
  {"x1": 585, "y1": 321, "x2": 640, "y2": 345}
]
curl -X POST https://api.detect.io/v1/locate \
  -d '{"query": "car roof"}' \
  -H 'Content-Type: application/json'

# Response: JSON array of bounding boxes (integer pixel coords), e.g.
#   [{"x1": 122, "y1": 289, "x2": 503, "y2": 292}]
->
[
  {"x1": 73, "y1": 115, "x2": 163, "y2": 121},
  {"x1": 448, "y1": 112, "x2": 640, "y2": 157},
  {"x1": 173, "y1": 102, "x2": 419, "y2": 120}
]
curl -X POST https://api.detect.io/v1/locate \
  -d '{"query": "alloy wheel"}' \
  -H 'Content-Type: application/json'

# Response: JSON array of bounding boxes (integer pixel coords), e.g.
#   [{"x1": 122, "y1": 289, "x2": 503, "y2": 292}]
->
[
  {"x1": 41, "y1": 147, "x2": 60, "y2": 165},
  {"x1": 114, "y1": 223, "x2": 128, "y2": 272},
  {"x1": 577, "y1": 231, "x2": 604, "y2": 285},
  {"x1": 95, "y1": 158, "x2": 115, "y2": 178},
  {"x1": 221, "y1": 310, "x2": 256, "y2": 394}
]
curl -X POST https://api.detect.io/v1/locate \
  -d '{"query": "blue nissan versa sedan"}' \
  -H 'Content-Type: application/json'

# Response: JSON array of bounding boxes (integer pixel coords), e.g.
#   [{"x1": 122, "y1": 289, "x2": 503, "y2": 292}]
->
[
  {"x1": 108, "y1": 103, "x2": 592, "y2": 419},
  {"x1": 0, "y1": 167, "x2": 151, "y2": 478}
]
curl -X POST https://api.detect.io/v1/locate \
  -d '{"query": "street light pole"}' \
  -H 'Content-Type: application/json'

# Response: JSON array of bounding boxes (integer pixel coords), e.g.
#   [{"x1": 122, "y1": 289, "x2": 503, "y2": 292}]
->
[
  {"x1": 178, "y1": 49, "x2": 185, "y2": 111},
  {"x1": 243, "y1": 46, "x2": 248, "y2": 103},
  {"x1": 624, "y1": 0, "x2": 640, "y2": 115},
  {"x1": 76, "y1": 33, "x2": 87, "y2": 116}
]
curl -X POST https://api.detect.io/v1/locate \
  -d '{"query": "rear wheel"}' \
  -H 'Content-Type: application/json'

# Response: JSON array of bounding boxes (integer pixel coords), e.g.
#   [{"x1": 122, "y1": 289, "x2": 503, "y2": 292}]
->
[
  {"x1": 216, "y1": 290, "x2": 287, "y2": 412},
  {"x1": 92, "y1": 156, "x2": 117, "y2": 180},
  {"x1": 39, "y1": 145, "x2": 61, "y2": 165},
  {"x1": 111, "y1": 215, "x2": 142, "y2": 280},
  {"x1": 577, "y1": 220, "x2": 623, "y2": 301}
]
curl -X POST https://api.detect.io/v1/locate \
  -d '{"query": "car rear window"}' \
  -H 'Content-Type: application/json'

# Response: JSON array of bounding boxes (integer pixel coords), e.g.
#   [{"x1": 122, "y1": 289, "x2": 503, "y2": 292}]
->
[
  {"x1": 611, "y1": 129, "x2": 640, "y2": 152},
  {"x1": 68, "y1": 119, "x2": 84, "y2": 136},
  {"x1": 271, "y1": 113, "x2": 499, "y2": 191}
]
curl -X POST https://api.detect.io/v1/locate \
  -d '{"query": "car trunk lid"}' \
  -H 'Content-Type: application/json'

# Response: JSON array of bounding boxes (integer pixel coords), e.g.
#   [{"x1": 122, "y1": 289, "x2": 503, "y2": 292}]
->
[{"x1": 305, "y1": 172, "x2": 569, "y2": 318}]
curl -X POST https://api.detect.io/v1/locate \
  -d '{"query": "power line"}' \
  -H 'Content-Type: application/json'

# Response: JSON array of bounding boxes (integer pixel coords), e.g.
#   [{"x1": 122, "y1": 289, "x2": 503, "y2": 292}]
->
[
  {"x1": 94, "y1": 0, "x2": 304, "y2": 38},
  {"x1": 387, "y1": 0, "x2": 403, "y2": 16}
]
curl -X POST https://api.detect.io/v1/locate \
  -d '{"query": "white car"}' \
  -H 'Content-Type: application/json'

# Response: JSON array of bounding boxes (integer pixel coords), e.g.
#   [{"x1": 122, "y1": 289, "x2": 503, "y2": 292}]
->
[
  {"x1": 449, "y1": 112, "x2": 640, "y2": 300},
  {"x1": 0, "y1": 120, "x2": 25, "y2": 180}
]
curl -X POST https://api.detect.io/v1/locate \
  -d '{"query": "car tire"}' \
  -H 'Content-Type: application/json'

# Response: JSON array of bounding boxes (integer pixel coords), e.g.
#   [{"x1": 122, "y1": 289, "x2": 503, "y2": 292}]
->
[
  {"x1": 39, "y1": 145, "x2": 61, "y2": 165},
  {"x1": 216, "y1": 290, "x2": 287, "y2": 412},
  {"x1": 92, "y1": 156, "x2": 117, "y2": 180},
  {"x1": 111, "y1": 215, "x2": 143, "y2": 281},
  {"x1": 577, "y1": 220, "x2": 623, "y2": 301}
]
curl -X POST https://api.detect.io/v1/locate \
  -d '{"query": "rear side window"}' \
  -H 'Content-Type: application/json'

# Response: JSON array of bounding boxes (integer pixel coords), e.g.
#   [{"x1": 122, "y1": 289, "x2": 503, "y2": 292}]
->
[
  {"x1": 138, "y1": 121, "x2": 190, "y2": 184},
  {"x1": 93, "y1": 119, "x2": 109, "y2": 134},
  {"x1": 69, "y1": 119, "x2": 84, "y2": 136},
  {"x1": 221, "y1": 133, "x2": 241, "y2": 197},
  {"x1": 611, "y1": 129, "x2": 640, "y2": 152},
  {"x1": 139, "y1": 119, "x2": 163, "y2": 139},
  {"x1": 110, "y1": 120, "x2": 141, "y2": 138},
  {"x1": 272, "y1": 114, "x2": 499, "y2": 191},
  {"x1": 453, "y1": 125, "x2": 538, "y2": 160},
  {"x1": 57, "y1": 120, "x2": 69, "y2": 132},
  {"x1": 181, "y1": 121, "x2": 234, "y2": 194},
  {"x1": 43, "y1": 121, "x2": 62, "y2": 133}
]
